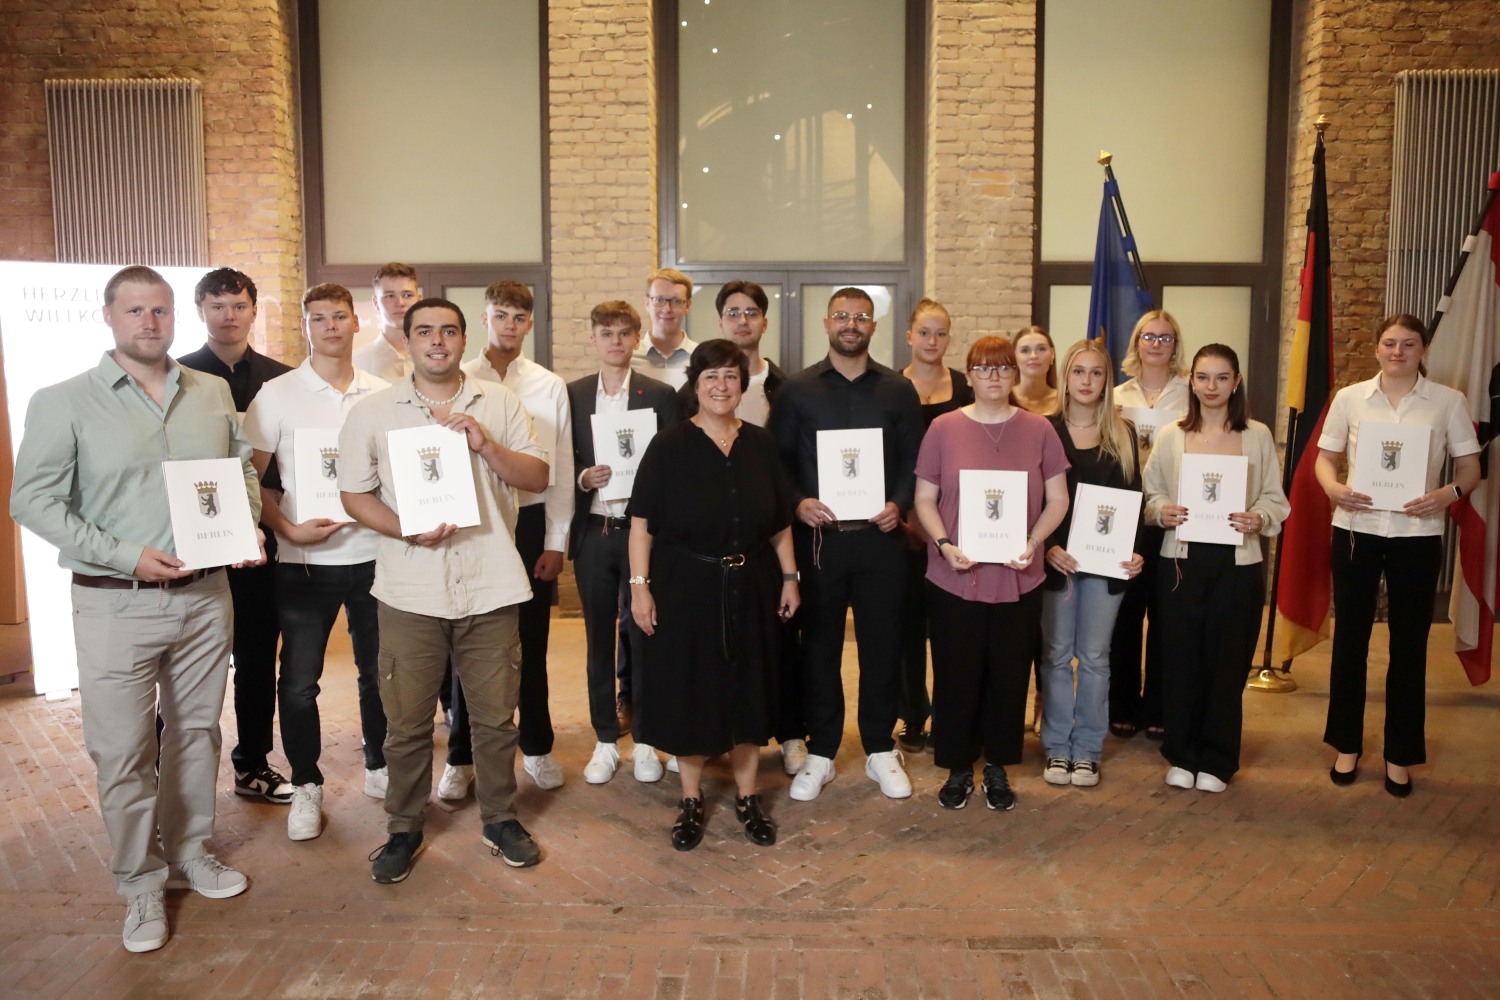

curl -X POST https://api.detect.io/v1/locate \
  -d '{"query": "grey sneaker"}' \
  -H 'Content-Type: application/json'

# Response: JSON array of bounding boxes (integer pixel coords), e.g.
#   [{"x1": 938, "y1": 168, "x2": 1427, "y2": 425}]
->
[
  {"x1": 167, "y1": 854, "x2": 248, "y2": 899},
  {"x1": 369, "y1": 831, "x2": 425, "y2": 883},
  {"x1": 122, "y1": 889, "x2": 168, "y2": 953},
  {"x1": 482, "y1": 819, "x2": 541, "y2": 868}
]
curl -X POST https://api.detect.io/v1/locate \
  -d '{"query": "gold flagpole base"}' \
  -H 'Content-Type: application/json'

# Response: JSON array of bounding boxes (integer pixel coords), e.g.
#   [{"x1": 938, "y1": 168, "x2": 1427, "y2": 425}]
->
[{"x1": 1247, "y1": 668, "x2": 1298, "y2": 693}]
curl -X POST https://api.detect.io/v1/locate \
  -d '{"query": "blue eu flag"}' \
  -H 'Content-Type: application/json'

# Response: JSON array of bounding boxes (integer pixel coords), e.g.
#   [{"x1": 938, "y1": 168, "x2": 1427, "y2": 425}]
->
[{"x1": 1086, "y1": 179, "x2": 1153, "y2": 381}]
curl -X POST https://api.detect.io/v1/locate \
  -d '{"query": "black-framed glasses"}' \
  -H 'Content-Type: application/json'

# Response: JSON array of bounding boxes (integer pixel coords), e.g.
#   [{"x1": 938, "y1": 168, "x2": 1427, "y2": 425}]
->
[
  {"x1": 969, "y1": 364, "x2": 1014, "y2": 379},
  {"x1": 648, "y1": 295, "x2": 687, "y2": 309}
]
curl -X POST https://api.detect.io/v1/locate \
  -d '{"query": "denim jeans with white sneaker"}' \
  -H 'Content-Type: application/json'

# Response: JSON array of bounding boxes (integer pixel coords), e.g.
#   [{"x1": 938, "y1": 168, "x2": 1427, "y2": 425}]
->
[{"x1": 1041, "y1": 576, "x2": 1124, "y2": 762}]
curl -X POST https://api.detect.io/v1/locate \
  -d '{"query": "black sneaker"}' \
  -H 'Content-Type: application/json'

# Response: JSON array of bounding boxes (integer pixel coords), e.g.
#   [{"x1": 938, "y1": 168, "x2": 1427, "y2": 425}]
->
[
  {"x1": 482, "y1": 820, "x2": 541, "y2": 868},
  {"x1": 982, "y1": 764, "x2": 1016, "y2": 811},
  {"x1": 938, "y1": 768, "x2": 974, "y2": 809},
  {"x1": 369, "y1": 831, "x2": 424, "y2": 883},
  {"x1": 234, "y1": 766, "x2": 294, "y2": 804},
  {"x1": 896, "y1": 722, "x2": 927, "y2": 755}
]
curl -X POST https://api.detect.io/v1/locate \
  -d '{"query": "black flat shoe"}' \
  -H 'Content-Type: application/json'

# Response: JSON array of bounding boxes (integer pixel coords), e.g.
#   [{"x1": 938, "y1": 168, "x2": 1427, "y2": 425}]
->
[
  {"x1": 1384, "y1": 765, "x2": 1413, "y2": 798},
  {"x1": 734, "y1": 794, "x2": 777, "y2": 846},
  {"x1": 1109, "y1": 721, "x2": 1138, "y2": 739},
  {"x1": 1145, "y1": 725, "x2": 1166, "y2": 741},
  {"x1": 1330, "y1": 753, "x2": 1360, "y2": 787},
  {"x1": 671, "y1": 797, "x2": 706, "y2": 851}
]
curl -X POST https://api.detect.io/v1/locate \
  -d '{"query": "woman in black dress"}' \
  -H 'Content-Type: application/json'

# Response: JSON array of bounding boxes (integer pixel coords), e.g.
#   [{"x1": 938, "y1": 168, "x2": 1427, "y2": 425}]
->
[{"x1": 628, "y1": 339, "x2": 801, "y2": 851}]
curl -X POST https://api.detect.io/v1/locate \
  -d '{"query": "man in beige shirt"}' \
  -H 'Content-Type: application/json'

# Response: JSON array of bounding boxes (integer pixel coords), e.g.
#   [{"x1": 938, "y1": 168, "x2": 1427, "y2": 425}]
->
[{"x1": 339, "y1": 297, "x2": 549, "y2": 884}]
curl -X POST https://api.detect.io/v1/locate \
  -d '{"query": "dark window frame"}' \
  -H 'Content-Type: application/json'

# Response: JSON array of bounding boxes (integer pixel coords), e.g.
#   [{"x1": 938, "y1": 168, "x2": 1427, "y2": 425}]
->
[
  {"x1": 654, "y1": 0, "x2": 928, "y2": 371},
  {"x1": 1031, "y1": 0, "x2": 1292, "y2": 424},
  {"x1": 296, "y1": 0, "x2": 555, "y2": 365}
]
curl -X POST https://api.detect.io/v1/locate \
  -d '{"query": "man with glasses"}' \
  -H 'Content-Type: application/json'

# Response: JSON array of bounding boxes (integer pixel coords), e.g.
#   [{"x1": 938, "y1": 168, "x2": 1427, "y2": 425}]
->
[
  {"x1": 635, "y1": 267, "x2": 697, "y2": 390},
  {"x1": 767, "y1": 288, "x2": 925, "y2": 802},
  {"x1": 354, "y1": 262, "x2": 423, "y2": 382},
  {"x1": 716, "y1": 280, "x2": 785, "y2": 428}
]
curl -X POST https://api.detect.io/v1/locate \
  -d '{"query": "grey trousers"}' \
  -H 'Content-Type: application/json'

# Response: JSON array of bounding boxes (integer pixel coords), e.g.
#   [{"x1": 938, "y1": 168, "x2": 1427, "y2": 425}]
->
[
  {"x1": 71, "y1": 571, "x2": 233, "y2": 897},
  {"x1": 376, "y1": 602, "x2": 521, "y2": 832}
]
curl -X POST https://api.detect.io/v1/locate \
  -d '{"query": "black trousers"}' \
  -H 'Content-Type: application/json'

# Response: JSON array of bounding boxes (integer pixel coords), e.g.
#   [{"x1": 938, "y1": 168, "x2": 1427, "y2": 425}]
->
[
  {"x1": 1109, "y1": 526, "x2": 1166, "y2": 728},
  {"x1": 227, "y1": 553, "x2": 280, "y2": 772},
  {"x1": 896, "y1": 544, "x2": 932, "y2": 730},
  {"x1": 574, "y1": 516, "x2": 642, "y2": 742},
  {"x1": 449, "y1": 504, "x2": 558, "y2": 763},
  {"x1": 1323, "y1": 528, "x2": 1441, "y2": 766},
  {"x1": 1156, "y1": 545, "x2": 1264, "y2": 782},
  {"x1": 927, "y1": 583, "x2": 1040, "y2": 771},
  {"x1": 276, "y1": 561, "x2": 383, "y2": 785},
  {"x1": 796, "y1": 525, "x2": 904, "y2": 758}
]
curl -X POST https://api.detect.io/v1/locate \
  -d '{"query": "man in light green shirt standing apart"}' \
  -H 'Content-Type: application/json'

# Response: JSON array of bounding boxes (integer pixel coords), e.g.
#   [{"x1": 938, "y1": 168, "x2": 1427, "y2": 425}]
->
[{"x1": 10, "y1": 265, "x2": 264, "y2": 954}]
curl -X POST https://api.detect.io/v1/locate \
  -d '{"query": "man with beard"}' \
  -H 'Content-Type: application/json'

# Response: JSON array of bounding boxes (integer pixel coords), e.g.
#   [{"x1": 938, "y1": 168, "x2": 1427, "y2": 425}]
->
[
  {"x1": 767, "y1": 288, "x2": 924, "y2": 803},
  {"x1": 339, "y1": 298, "x2": 549, "y2": 883}
]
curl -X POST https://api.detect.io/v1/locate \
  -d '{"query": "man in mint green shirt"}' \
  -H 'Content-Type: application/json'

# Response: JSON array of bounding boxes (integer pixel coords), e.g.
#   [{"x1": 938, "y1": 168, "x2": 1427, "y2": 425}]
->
[{"x1": 10, "y1": 265, "x2": 263, "y2": 954}]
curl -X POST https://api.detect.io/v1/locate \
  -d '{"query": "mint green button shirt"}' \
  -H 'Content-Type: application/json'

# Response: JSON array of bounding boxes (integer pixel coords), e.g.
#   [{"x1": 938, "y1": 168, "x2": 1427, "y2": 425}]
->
[{"x1": 10, "y1": 352, "x2": 260, "y2": 578}]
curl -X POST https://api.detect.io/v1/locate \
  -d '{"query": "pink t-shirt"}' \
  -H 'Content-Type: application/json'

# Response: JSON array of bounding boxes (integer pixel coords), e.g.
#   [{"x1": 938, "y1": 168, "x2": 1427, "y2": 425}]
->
[{"x1": 914, "y1": 408, "x2": 1070, "y2": 603}]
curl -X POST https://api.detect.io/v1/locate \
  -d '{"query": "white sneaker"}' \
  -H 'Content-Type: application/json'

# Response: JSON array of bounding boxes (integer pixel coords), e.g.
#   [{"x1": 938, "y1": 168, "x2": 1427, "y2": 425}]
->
[
  {"x1": 1195, "y1": 772, "x2": 1228, "y2": 793},
  {"x1": 633, "y1": 743, "x2": 664, "y2": 782},
  {"x1": 865, "y1": 750, "x2": 913, "y2": 799},
  {"x1": 364, "y1": 766, "x2": 388, "y2": 799},
  {"x1": 780, "y1": 738, "x2": 808, "y2": 776},
  {"x1": 1165, "y1": 766, "x2": 1195, "y2": 789},
  {"x1": 523, "y1": 754, "x2": 565, "y2": 790},
  {"x1": 665, "y1": 755, "x2": 680, "y2": 773},
  {"x1": 122, "y1": 889, "x2": 168, "y2": 953},
  {"x1": 437, "y1": 763, "x2": 475, "y2": 801},
  {"x1": 789, "y1": 754, "x2": 836, "y2": 801},
  {"x1": 287, "y1": 783, "x2": 323, "y2": 841},
  {"x1": 584, "y1": 742, "x2": 621, "y2": 784}
]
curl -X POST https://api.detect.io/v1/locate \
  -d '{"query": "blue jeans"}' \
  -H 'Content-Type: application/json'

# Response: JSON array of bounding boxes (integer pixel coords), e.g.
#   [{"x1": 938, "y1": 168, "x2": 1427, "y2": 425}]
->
[
  {"x1": 1041, "y1": 576, "x2": 1124, "y2": 762},
  {"x1": 276, "y1": 561, "x2": 384, "y2": 786}
]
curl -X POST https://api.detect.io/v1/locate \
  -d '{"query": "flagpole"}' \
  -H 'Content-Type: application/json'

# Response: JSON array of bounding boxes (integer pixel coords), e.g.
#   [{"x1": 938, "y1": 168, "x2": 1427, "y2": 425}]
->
[
  {"x1": 1098, "y1": 151, "x2": 1151, "y2": 296},
  {"x1": 1427, "y1": 174, "x2": 1500, "y2": 336},
  {"x1": 1251, "y1": 118, "x2": 1334, "y2": 694}
]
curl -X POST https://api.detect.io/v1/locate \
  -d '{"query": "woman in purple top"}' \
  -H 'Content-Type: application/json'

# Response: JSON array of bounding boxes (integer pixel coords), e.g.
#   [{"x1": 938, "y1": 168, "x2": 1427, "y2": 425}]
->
[{"x1": 912, "y1": 335, "x2": 1070, "y2": 811}]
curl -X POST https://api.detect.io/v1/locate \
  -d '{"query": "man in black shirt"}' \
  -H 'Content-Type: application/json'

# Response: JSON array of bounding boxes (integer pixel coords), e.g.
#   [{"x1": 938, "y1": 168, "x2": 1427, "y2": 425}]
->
[
  {"x1": 768, "y1": 287, "x2": 924, "y2": 802},
  {"x1": 177, "y1": 268, "x2": 294, "y2": 804}
]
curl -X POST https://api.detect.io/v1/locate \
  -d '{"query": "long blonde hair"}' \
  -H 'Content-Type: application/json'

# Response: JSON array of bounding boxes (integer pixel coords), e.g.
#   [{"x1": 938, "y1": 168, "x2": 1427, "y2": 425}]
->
[
  {"x1": 1120, "y1": 310, "x2": 1189, "y2": 380},
  {"x1": 1059, "y1": 339, "x2": 1136, "y2": 481}
]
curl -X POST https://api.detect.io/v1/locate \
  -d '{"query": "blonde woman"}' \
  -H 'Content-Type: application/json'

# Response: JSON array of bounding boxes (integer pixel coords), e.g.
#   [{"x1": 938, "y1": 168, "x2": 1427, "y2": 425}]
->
[
  {"x1": 1109, "y1": 310, "x2": 1190, "y2": 741},
  {"x1": 896, "y1": 299, "x2": 973, "y2": 752},
  {"x1": 1039, "y1": 341, "x2": 1144, "y2": 787}
]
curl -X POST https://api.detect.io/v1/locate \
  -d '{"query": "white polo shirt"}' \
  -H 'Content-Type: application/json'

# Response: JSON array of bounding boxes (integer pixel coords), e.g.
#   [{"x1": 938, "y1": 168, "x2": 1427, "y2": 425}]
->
[
  {"x1": 244, "y1": 361, "x2": 387, "y2": 565},
  {"x1": 463, "y1": 352, "x2": 574, "y2": 552},
  {"x1": 1318, "y1": 373, "x2": 1481, "y2": 538},
  {"x1": 353, "y1": 332, "x2": 407, "y2": 382}
]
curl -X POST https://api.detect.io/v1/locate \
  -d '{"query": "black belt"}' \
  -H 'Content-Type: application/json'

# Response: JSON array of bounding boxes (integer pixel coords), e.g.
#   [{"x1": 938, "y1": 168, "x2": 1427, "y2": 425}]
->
[
  {"x1": 830, "y1": 519, "x2": 875, "y2": 532},
  {"x1": 588, "y1": 514, "x2": 630, "y2": 530},
  {"x1": 72, "y1": 566, "x2": 223, "y2": 590},
  {"x1": 682, "y1": 548, "x2": 759, "y2": 662}
]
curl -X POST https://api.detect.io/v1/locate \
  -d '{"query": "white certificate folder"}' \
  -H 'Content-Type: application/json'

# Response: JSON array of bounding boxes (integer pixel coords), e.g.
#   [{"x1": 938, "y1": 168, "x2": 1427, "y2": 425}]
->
[
  {"x1": 958, "y1": 469, "x2": 1029, "y2": 564},
  {"x1": 591, "y1": 409, "x2": 658, "y2": 503},
  {"x1": 816, "y1": 428, "x2": 886, "y2": 520},
  {"x1": 1066, "y1": 483, "x2": 1142, "y2": 580},
  {"x1": 162, "y1": 458, "x2": 261, "y2": 570},
  {"x1": 292, "y1": 427, "x2": 349, "y2": 522},
  {"x1": 1351, "y1": 421, "x2": 1430, "y2": 512},
  {"x1": 1174, "y1": 453, "x2": 1248, "y2": 546},
  {"x1": 385, "y1": 425, "x2": 482, "y2": 536}
]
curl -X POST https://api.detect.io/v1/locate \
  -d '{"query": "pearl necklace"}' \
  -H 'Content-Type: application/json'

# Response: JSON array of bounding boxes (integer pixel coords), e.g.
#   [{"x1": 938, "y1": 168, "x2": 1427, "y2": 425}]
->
[{"x1": 413, "y1": 375, "x2": 465, "y2": 408}]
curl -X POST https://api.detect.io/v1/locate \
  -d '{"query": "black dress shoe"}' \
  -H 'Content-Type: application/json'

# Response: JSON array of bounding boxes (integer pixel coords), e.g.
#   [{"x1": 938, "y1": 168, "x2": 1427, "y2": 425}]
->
[
  {"x1": 734, "y1": 793, "x2": 777, "y2": 846},
  {"x1": 1329, "y1": 753, "x2": 1360, "y2": 786},
  {"x1": 671, "y1": 797, "x2": 706, "y2": 851},
  {"x1": 1384, "y1": 765, "x2": 1413, "y2": 798}
]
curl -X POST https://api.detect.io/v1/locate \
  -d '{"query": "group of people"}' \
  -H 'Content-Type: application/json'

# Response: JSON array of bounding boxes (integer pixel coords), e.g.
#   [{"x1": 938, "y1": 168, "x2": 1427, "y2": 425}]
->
[{"x1": 7, "y1": 262, "x2": 1479, "y2": 955}]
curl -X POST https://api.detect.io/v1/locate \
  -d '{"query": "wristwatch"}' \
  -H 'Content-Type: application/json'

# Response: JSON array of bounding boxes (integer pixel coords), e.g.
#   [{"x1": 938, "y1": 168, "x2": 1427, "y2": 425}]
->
[
  {"x1": 782, "y1": 571, "x2": 800, "y2": 582},
  {"x1": 628, "y1": 575, "x2": 649, "y2": 585},
  {"x1": 935, "y1": 537, "x2": 953, "y2": 551}
]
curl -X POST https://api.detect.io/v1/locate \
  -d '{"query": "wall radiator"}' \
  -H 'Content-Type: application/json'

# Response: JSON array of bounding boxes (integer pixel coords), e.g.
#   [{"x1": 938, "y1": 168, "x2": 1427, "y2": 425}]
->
[
  {"x1": 45, "y1": 78, "x2": 209, "y2": 267},
  {"x1": 1387, "y1": 69, "x2": 1500, "y2": 319}
]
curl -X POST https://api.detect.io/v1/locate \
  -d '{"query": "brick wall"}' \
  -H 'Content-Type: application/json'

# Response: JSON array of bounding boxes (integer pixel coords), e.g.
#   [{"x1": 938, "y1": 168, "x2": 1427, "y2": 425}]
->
[
  {"x1": 0, "y1": 0, "x2": 304, "y2": 361},
  {"x1": 546, "y1": 0, "x2": 659, "y2": 384},
  {"x1": 926, "y1": 0, "x2": 1038, "y2": 356},
  {"x1": 1282, "y1": 0, "x2": 1500, "y2": 393}
]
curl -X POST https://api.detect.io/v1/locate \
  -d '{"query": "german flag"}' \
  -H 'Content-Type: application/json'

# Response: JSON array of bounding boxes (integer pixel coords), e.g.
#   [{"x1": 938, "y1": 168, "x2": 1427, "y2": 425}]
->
[{"x1": 1272, "y1": 131, "x2": 1336, "y2": 662}]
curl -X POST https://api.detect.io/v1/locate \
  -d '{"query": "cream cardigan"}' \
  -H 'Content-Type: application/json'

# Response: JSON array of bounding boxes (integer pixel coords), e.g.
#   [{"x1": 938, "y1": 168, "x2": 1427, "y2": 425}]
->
[{"x1": 1141, "y1": 419, "x2": 1290, "y2": 565}]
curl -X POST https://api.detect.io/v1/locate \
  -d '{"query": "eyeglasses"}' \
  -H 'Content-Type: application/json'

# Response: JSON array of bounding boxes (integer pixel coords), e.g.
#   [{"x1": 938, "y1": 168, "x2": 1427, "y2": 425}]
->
[
  {"x1": 1140, "y1": 333, "x2": 1176, "y2": 345},
  {"x1": 829, "y1": 311, "x2": 874, "y2": 325},
  {"x1": 969, "y1": 364, "x2": 1015, "y2": 379},
  {"x1": 648, "y1": 295, "x2": 687, "y2": 309},
  {"x1": 723, "y1": 307, "x2": 762, "y2": 320}
]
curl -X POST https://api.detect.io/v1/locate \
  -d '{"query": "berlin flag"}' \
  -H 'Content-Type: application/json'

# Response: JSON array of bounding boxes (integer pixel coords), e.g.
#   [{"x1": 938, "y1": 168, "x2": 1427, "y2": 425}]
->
[{"x1": 1428, "y1": 173, "x2": 1500, "y2": 686}]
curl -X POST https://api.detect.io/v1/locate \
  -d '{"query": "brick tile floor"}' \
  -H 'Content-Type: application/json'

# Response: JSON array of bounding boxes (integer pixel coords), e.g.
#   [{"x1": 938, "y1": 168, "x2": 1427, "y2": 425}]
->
[{"x1": 0, "y1": 615, "x2": 1497, "y2": 998}]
